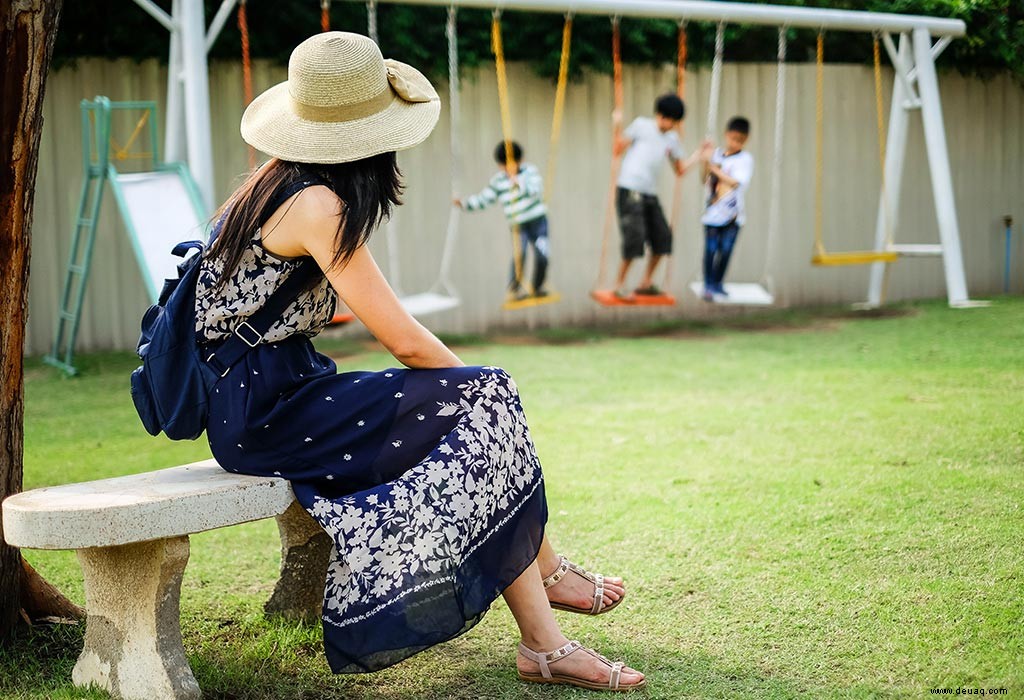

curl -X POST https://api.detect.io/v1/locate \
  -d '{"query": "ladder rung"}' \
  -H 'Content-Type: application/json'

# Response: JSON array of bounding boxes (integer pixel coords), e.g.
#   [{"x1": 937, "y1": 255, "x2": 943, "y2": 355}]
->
[
  {"x1": 59, "y1": 311, "x2": 76, "y2": 321},
  {"x1": 77, "y1": 218, "x2": 95, "y2": 228},
  {"x1": 68, "y1": 264, "x2": 86, "y2": 274},
  {"x1": 889, "y1": 244, "x2": 944, "y2": 257}
]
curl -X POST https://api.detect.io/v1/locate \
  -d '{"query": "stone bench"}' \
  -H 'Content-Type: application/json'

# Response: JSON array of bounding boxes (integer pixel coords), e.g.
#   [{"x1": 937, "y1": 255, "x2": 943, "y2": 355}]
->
[{"x1": 1, "y1": 459, "x2": 331, "y2": 700}]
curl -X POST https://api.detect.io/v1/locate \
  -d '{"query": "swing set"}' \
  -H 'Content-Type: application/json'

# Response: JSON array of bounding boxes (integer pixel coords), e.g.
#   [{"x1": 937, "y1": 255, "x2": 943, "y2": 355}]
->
[
  {"x1": 106, "y1": 0, "x2": 979, "y2": 360},
  {"x1": 489, "y1": 9, "x2": 571, "y2": 311}
]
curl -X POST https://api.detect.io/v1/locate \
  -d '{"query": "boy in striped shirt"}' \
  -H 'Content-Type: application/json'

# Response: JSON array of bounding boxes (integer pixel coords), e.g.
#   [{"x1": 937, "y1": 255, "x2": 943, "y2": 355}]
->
[{"x1": 456, "y1": 141, "x2": 550, "y2": 301}]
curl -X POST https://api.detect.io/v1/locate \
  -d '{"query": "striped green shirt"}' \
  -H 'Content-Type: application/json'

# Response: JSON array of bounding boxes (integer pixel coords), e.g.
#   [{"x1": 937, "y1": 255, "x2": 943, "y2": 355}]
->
[{"x1": 465, "y1": 163, "x2": 547, "y2": 225}]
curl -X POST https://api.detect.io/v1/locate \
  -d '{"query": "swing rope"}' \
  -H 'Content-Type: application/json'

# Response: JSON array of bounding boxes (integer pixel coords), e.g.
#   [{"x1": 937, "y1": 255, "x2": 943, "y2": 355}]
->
[
  {"x1": 762, "y1": 26, "x2": 787, "y2": 293},
  {"x1": 491, "y1": 11, "x2": 524, "y2": 289},
  {"x1": 365, "y1": 0, "x2": 405, "y2": 293},
  {"x1": 543, "y1": 13, "x2": 573, "y2": 201},
  {"x1": 812, "y1": 31, "x2": 897, "y2": 267},
  {"x1": 872, "y1": 32, "x2": 895, "y2": 302},
  {"x1": 320, "y1": 0, "x2": 331, "y2": 32},
  {"x1": 813, "y1": 32, "x2": 826, "y2": 259},
  {"x1": 593, "y1": 17, "x2": 623, "y2": 292},
  {"x1": 432, "y1": 4, "x2": 462, "y2": 297},
  {"x1": 664, "y1": 19, "x2": 687, "y2": 294},
  {"x1": 705, "y1": 22, "x2": 725, "y2": 139},
  {"x1": 367, "y1": 0, "x2": 378, "y2": 44},
  {"x1": 238, "y1": 0, "x2": 255, "y2": 169}
]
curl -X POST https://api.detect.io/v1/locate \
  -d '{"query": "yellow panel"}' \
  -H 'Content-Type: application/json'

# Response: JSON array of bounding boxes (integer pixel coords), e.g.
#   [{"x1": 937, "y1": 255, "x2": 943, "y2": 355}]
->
[{"x1": 812, "y1": 251, "x2": 899, "y2": 267}]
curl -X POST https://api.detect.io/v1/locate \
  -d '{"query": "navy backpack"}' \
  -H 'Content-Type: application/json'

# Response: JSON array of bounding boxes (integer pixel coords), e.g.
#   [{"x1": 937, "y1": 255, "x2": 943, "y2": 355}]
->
[{"x1": 131, "y1": 180, "x2": 322, "y2": 440}]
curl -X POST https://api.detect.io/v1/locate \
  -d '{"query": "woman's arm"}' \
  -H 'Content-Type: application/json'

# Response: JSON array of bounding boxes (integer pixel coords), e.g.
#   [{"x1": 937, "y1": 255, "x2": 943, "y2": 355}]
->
[{"x1": 261, "y1": 186, "x2": 464, "y2": 369}]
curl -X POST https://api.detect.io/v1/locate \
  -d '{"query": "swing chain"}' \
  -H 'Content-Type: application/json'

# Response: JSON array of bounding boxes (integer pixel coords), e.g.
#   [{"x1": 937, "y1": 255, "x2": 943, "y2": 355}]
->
[
  {"x1": 434, "y1": 3, "x2": 462, "y2": 295},
  {"x1": 367, "y1": 0, "x2": 379, "y2": 45}
]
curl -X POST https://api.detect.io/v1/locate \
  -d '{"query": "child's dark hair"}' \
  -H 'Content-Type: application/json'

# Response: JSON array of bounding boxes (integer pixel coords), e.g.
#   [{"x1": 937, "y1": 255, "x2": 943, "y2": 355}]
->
[
  {"x1": 655, "y1": 94, "x2": 685, "y2": 121},
  {"x1": 494, "y1": 140, "x2": 523, "y2": 165},
  {"x1": 726, "y1": 116, "x2": 751, "y2": 135}
]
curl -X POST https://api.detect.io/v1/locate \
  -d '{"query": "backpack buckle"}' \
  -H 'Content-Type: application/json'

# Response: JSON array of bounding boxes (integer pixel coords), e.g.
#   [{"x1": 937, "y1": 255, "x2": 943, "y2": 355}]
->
[{"x1": 234, "y1": 321, "x2": 263, "y2": 348}]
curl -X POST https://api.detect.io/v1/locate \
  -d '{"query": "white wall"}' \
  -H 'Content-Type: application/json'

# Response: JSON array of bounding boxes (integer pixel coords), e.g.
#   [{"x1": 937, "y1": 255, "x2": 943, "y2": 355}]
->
[{"x1": 24, "y1": 58, "x2": 1024, "y2": 355}]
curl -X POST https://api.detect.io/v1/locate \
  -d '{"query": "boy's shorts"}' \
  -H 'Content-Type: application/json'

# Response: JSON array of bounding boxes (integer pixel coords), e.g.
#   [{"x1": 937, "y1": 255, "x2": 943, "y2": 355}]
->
[{"x1": 616, "y1": 187, "x2": 673, "y2": 260}]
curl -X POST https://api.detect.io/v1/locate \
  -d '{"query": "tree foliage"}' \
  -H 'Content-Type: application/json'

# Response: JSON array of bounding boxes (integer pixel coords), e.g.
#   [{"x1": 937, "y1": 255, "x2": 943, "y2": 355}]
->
[{"x1": 54, "y1": 0, "x2": 1022, "y2": 82}]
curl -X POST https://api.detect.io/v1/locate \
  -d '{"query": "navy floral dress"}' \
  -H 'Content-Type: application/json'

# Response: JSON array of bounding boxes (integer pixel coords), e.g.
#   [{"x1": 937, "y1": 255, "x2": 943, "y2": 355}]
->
[{"x1": 196, "y1": 181, "x2": 547, "y2": 673}]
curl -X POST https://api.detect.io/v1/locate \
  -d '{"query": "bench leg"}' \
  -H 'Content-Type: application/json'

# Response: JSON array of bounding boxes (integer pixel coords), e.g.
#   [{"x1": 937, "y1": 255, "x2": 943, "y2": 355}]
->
[
  {"x1": 264, "y1": 501, "x2": 331, "y2": 623},
  {"x1": 73, "y1": 536, "x2": 200, "y2": 700}
]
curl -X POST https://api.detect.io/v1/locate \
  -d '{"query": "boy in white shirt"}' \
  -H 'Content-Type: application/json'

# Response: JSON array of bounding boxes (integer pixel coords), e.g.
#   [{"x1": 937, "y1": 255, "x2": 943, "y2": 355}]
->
[
  {"x1": 611, "y1": 94, "x2": 702, "y2": 300},
  {"x1": 701, "y1": 116, "x2": 754, "y2": 300}
]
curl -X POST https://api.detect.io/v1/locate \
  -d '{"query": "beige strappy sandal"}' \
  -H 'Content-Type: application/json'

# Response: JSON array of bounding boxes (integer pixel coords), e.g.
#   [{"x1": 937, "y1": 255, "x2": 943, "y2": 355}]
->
[
  {"x1": 517, "y1": 640, "x2": 645, "y2": 692},
  {"x1": 543, "y1": 555, "x2": 624, "y2": 615}
]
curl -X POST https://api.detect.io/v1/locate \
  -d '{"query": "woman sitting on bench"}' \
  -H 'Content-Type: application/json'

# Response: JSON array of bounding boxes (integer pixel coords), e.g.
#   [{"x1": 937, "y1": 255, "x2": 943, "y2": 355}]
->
[{"x1": 194, "y1": 32, "x2": 644, "y2": 692}]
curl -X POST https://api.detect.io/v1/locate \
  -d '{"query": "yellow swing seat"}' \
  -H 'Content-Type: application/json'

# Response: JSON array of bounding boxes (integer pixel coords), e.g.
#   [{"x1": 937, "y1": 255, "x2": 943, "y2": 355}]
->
[
  {"x1": 502, "y1": 292, "x2": 562, "y2": 311},
  {"x1": 810, "y1": 34, "x2": 899, "y2": 273},
  {"x1": 811, "y1": 250, "x2": 898, "y2": 266}
]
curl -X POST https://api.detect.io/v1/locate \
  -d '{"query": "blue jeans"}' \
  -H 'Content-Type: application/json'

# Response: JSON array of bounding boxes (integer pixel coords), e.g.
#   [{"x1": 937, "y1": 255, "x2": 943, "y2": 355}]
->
[
  {"x1": 509, "y1": 216, "x2": 550, "y2": 293},
  {"x1": 703, "y1": 222, "x2": 740, "y2": 289}
]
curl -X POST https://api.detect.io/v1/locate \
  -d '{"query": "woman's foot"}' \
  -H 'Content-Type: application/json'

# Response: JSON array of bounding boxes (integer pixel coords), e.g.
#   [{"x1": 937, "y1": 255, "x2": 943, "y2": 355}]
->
[
  {"x1": 543, "y1": 555, "x2": 626, "y2": 615},
  {"x1": 517, "y1": 638, "x2": 646, "y2": 691}
]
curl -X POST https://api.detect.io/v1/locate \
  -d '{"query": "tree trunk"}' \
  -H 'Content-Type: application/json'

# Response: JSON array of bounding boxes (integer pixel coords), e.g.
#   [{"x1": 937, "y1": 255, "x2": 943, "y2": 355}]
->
[
  {"x1": 21, "y1": 558, "x2": 84, "y2": 622},
  {"x1": 1, "y1": 0, "x2": 64, "y2": 642}
]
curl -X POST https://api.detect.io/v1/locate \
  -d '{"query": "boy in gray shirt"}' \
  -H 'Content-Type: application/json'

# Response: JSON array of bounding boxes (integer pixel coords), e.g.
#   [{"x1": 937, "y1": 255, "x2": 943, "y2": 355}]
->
[{"x1": 611, "y1": 94, "x2": 703, "y2": 300}]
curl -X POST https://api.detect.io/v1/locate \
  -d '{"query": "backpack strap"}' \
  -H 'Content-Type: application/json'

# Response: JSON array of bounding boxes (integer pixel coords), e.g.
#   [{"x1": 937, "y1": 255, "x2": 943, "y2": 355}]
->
[{"x1": 204, "y1": 177, "x2": 330, "y2": 378}]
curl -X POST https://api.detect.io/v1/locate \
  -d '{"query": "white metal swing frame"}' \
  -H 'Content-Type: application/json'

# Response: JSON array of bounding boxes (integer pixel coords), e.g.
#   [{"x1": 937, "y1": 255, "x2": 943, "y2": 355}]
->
[{"x1": 132, "y1": 0, "x2": 980, "y2": 309}]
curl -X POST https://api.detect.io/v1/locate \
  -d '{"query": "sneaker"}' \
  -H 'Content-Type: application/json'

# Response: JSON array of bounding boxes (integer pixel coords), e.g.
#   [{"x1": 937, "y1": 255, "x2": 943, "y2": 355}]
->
[
  {"x1": 532, "y1": 289, "x2": 550, "y2": 298},
  {"x1": 713, "y1": 284, "x2": 728, "y2": 297},
  {"x1": 634, "y1": 285, "x2": 663, "y2": 296},
  {"x1": 613, "y1": 289, "x2": 636, "y2": 302},
  {"x1": 702, "y1": 287, "x2": 715, "y2": 302}
]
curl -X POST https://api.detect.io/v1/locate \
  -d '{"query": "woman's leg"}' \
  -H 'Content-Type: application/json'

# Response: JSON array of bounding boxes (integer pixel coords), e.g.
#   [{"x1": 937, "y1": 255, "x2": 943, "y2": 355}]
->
[{"x1": 503, "y1": 561, "x2": 644, "y2": 686}]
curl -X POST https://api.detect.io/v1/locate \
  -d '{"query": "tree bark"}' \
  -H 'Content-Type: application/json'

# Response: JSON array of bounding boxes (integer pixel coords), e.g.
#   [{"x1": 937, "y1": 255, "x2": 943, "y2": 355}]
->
[
  {"x1": 21, "y1": 557, "x2": 85, "y2": 622},
  {"x1": 1, "y1": 0, "x2": 64, "y2": 642}
]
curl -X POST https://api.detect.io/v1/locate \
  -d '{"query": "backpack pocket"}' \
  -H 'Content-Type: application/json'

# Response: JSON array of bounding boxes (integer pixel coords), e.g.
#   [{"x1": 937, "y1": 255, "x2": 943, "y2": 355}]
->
[{"x1": 130, "y1": 366, "x2": 162, "y2": 436}]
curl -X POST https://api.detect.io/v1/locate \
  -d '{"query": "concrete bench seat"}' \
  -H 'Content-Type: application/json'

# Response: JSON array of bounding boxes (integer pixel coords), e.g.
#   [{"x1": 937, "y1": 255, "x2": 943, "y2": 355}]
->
[{"x1": 1, "y1": 459, "x2": 331, "y2": 700}]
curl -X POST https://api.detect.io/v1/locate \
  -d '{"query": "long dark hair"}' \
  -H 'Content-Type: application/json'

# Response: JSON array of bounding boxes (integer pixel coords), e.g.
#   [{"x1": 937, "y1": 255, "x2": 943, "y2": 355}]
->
[{"x1": 206, "y1": 154, "x2": 403, "y2": 288}]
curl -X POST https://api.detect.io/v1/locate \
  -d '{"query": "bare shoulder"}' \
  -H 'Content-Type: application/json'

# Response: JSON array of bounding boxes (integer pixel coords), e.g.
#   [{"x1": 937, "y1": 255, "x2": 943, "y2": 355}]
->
[
  {"x1": 262, "y1": 184, "x2": 341, "y2": 258},
  {"x1": 291, "y1": 184, "x2": 342, "y2": 222}
]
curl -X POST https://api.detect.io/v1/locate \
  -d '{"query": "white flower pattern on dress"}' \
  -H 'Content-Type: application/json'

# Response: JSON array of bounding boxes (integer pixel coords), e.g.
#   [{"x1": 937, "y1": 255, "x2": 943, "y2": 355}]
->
[
  {"x1": 194, "y1": 229, "x2": 336, "y2": 343},
  {"x1": 306, "y1": 368, "x2": 543, "y2": 628}
]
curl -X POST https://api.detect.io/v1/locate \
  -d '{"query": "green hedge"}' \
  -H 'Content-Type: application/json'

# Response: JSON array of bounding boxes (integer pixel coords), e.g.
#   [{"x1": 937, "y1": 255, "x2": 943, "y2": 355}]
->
[{"x1": 54, "y1": 0, "x2": 1022, "y2": 82}]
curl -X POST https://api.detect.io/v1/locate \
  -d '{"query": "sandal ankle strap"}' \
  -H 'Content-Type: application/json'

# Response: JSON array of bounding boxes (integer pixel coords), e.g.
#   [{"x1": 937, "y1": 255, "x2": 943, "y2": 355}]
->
[
  {"x1": 518, "y1": 640, "x2": 582, "y2": 680},
  {"x1": 541, "y1": 555, "x2": 569, "y2": 589},
  {"x1": 547, "y1": 555, "x2": 607, "y2": 614}
]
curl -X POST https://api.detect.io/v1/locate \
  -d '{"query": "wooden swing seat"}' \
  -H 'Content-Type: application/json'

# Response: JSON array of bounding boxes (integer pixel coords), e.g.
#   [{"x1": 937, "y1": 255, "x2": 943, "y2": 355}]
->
[
  {"x1": 590, "y1": 290, "x2": 676, "y2": 307},
  {"x1": 811, "y1": 250, "x2": 898, "y2": 267}
]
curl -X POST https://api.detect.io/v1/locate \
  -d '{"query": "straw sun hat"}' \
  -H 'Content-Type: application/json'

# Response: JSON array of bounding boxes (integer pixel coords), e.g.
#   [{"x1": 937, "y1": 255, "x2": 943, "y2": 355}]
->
[{"x1": 241, "y1": 32, "x2": 440, "y2": 164}]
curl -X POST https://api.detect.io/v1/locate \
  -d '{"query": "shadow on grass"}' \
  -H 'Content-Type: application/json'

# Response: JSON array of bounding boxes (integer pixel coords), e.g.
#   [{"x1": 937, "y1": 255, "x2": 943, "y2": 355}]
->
[{"x1": 0, "y1": 619, "x2": 904, "y2": 699}]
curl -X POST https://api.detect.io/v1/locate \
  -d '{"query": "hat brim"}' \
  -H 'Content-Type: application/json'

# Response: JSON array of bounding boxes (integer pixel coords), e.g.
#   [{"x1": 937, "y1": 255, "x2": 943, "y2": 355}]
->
[{"x1": 240, "y1": 81, "x2": 441, "y2": 164}]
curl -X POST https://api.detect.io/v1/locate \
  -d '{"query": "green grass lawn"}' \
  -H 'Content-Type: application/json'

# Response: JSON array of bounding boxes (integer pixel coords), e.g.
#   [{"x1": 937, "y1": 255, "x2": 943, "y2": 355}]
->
[{"x1": 2, "y1": 299, "x2": 1022, "y2": 699}]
